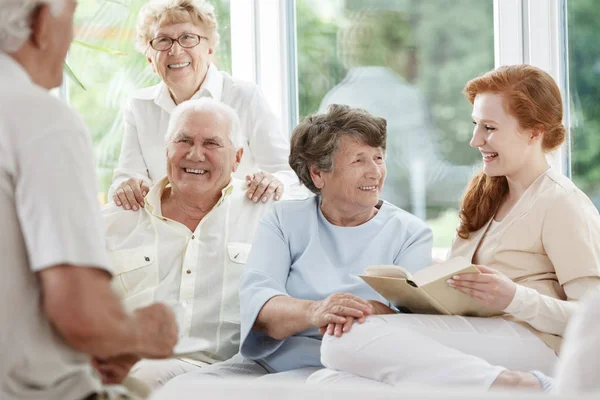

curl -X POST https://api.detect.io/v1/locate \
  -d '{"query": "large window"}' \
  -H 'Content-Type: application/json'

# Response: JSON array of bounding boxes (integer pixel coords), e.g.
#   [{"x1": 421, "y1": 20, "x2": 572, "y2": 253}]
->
[
  {"x1": 68, "y1": 0, "x2": 231, "y2": 203},
  {"x1": 567, "y1": 0, "x2": 600, "y2": 210},
  {"x1": 295, "y1": 0, "x2": 494, "y2": 251}
]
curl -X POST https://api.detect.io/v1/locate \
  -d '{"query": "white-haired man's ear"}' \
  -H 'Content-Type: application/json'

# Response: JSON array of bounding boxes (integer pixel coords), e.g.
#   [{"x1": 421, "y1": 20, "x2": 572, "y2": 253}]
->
[{"x1": 232, "y1": 148, "x2": 244, "y2": 172}]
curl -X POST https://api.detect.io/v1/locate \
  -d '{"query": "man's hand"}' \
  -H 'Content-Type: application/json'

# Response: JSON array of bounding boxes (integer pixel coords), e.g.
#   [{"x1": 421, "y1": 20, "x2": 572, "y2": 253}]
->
[
  {"x1": 113, "y1": 178, "x2": 150, "y2": 211},
  {"x1": 133, "y1": 303, "x2": 178, "y2": 359},
  {"x1": 246, "y1": 171, "x2": 284, "y2": 203},
  {"x1": 92, "y1": 354, "x2": 140, "y2": 384}
]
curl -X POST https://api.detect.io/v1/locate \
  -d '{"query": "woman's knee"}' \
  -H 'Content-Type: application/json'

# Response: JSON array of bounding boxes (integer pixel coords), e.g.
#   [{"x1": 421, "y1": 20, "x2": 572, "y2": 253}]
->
[{"x1": 320, "y1": 315, "x2": 388, "y2": 369}]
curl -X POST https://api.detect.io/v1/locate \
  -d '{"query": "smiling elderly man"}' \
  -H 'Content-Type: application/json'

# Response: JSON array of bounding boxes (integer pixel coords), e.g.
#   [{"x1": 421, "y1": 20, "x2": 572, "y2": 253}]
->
[{"x1": 102, "y1": 98, "x2": 281, "y2": 389}]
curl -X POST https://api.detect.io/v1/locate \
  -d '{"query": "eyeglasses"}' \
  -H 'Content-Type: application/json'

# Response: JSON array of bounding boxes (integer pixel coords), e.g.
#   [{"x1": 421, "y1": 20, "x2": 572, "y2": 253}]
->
[{"x1": 149, "y1": 33, "x2": 208, "y2": 51}]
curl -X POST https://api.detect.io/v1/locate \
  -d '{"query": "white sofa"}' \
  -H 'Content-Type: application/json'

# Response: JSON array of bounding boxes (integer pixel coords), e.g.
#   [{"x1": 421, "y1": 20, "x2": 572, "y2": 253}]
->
[{"x1": 151, "y1": 380, "x2": 598, "y2": 400}]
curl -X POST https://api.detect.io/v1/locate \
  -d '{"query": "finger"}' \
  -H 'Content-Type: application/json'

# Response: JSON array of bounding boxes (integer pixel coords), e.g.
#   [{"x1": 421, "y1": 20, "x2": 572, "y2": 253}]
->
[
  {"x1": 319, "y1": 326, "x2": 327, "y2": 335},
  {"x1": 141, "y1": 181, "x2": 151, "y2": 197},
  {"x1": 324, "y1": 313, "x2": 347, "y2": 325},
  {"x1": 342, "y1": 317, "x2": 355, "y2": 333},
  {"x1": 260, "y1": 182, "x2": 277, "y2": 203},
  {"x1": 131, "y1": 183, "x2": 145, "y2": 207},
  {"x1": 452, "y1": 273, "x2": 494, "y2": 283},
  {"x1": 122, "y1": 186, "x2": 139, "y2": 211},
  {"x1": 274, "y1": 184, "x2": 284, "y2": 201},
  {"x1": 116, "y1": 190, "x2": 130, "y2": 210},
  {"x1": 334, "y1": 323, "x2": 344, "y2": 338},
  {"x1": 329, "y1": 305, "x2": 365, "y2": 319},
  {"x1": 113, "y1": 192, "x2": 122, "y2": 207},
  {"x1": 453, "y1": 285, "x2": 489, "y2": 298},
  {"x1": 251, "y1": 177, "x2": 270, "y2": 203},
  {"x1": 357, "y1": 315, "x2": 366, "y2": 324},
  {"x1": 338, "y1": 294, "x2": 373, "y2": 308},
  {"x1": 339, "y1": 298, "x2": 374, "y2": 315},
  {"x1": 327, "y1": 323, "x2": 335, "y2": 336},
  {"x1": 246, "y1": 173, "x2": 264, "y2": 199},
  {"x1": 245, "y1": 174, "x2": 254, "y2": 187},
  {"x1": 448, "y1": 278, "x2": 491, "y2": 291}
]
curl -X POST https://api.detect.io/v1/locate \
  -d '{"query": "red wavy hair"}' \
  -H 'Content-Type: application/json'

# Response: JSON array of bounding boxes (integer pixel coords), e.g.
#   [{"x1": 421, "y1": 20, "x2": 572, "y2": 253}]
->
[{"x1": 457, "y1": 65, "x2": 566, "y2": 239}]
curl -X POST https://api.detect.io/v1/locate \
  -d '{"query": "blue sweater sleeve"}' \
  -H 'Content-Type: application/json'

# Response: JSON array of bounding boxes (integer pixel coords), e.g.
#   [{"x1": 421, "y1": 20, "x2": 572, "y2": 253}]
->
[
  {"x1": 239, "y1": 206, "x2": 292, "y2": 360},
  {"x1": 394, "y1": 220, "x2": 434, "y2": 273}
]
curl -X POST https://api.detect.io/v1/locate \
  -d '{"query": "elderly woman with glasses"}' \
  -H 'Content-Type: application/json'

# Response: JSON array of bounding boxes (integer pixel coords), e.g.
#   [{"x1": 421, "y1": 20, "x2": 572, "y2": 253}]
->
[{"x1": 110, "y1": 0, "x2": 297, "y2": 210}]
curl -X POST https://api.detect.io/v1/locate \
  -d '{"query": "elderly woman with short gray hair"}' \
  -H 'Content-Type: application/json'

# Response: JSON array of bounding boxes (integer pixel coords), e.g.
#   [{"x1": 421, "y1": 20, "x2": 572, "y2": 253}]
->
[
  {"x1": 111, "y1": 0, "x2": 296, "y2": 211},
  {"x1": 233, "y1": 104, "x2": 433, "y2": 377}
]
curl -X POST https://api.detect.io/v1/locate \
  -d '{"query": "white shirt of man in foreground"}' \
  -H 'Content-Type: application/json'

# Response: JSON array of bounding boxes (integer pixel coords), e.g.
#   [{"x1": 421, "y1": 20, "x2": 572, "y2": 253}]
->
[
  {"x1": 102, "y1": 97, "x2": 279, "y2": 389},
  {"x1": 0, "y1": 1, "x2": 178, "y2": 399}
]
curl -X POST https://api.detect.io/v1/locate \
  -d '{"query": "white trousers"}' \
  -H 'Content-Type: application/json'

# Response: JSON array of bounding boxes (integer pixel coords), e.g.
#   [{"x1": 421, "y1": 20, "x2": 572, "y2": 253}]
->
[
  {"x1": 129, "y1": 358, "x2": 205, "y2": 390},
  {"x1": 315, "y1": 314, "x2": 558, "y2": 389}
]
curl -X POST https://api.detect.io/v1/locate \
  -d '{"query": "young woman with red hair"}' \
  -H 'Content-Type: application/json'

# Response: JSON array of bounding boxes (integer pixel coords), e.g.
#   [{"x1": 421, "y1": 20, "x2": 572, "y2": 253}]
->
[{"x1": 310, "y1": 65, "x2": 600, "y2": 391}]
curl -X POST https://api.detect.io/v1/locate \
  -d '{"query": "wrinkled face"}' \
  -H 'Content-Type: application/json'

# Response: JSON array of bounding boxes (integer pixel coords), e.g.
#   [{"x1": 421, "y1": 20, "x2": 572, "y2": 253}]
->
[
  {"x1": 166, "y1": 110, "x2": 242, "y2": 199},
  {"x1": 471, "y1": 92, "x2": 539, "y2": 178},
  {"x1": 147, "y1": 22, "x2": 213, "y2": 92},
  {"x1": 42, "y1": 0, "x2": 77, "y2": 89},
  {"x1": 315, "y1": 136, "x2": 386, "y2": 212}
]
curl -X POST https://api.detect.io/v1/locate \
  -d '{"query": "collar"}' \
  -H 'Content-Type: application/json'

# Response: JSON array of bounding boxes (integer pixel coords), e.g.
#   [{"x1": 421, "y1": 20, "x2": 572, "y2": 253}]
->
[
  {"x1": 0, "y1": 52, "x2": 33, "y2": 86},
  {"x1": 153, "y1": 63, "x2": 223, "y2": 113},
  {"x1": 145, "y1": 175, "x2": 235, "y2": 218}
]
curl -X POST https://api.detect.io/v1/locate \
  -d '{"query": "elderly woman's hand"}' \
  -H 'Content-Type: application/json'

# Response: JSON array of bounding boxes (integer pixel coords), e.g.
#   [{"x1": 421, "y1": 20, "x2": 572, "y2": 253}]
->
[
  {"x1": 113, "y1": 178, "x2": 150, "y2": 211},
  {"x1": 320, "y1": 300, "x2": 395, "y2": 337},
  {"x1": 447, "y1": 264, "x2": 517, "y2": 311},
  {"x1": 246, "y1": 171, "x2": 284, "y2": 203},
  {"x1": 309, "y1": 293, "x2": 374, "y2": 333}
]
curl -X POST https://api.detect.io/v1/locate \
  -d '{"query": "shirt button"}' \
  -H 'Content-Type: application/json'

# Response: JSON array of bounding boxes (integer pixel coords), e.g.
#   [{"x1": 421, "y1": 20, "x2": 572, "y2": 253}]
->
[
  {"x1": 186, "y1": 269, "x2": 192, "y2": 274},
  {"x1": 191, "y1": 235, "x2": 195, "y2": 240},
  {"x1": 144, "y1": 256, "x2": 150, "y2": 262}
]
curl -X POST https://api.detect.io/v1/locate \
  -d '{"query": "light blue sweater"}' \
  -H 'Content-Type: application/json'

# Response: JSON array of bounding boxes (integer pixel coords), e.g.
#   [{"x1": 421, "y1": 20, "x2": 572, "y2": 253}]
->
[{"x1": 239, "y1": 196, "x2": 433, "y2": 372}]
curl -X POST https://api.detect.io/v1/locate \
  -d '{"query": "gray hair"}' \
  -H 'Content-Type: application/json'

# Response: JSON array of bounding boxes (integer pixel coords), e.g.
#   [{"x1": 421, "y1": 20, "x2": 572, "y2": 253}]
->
[
  {"x1": 165, "y1": 98, "x2": 243, "y2": 150},
  {"x1": 0, "y1": 0, "x2": 65, "y2": 52},
  {"x1": 290, "y1": 104, "x2": 387, "y2": 194},
  {"x1": 135, "y1": 0, "x2": 219, "y2": 54}
]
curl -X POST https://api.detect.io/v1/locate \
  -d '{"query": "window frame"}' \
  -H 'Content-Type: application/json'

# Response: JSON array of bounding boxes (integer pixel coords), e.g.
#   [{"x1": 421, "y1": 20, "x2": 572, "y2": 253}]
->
[{"x1": 60, "y1": 0, "x2": 571, "y2": 175}]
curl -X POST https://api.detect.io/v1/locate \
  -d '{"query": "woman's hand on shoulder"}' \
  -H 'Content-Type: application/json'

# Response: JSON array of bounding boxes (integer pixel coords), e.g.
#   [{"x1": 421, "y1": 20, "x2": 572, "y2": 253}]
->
[
  {"x1": 447, "y1": 264, "x2": 517, "y2": 311},
  {"x1": 113, "y1": 178, "x2": 150, "y2": 211},
  {"x1": 246, "y1": 171, "x2": 284, "y2": 203}
]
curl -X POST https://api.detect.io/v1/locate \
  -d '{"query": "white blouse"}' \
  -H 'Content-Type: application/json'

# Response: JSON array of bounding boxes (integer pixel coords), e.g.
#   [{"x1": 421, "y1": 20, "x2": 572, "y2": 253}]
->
[{"x1": 109, "y1": 64, "x2": 297, "y2": 197}]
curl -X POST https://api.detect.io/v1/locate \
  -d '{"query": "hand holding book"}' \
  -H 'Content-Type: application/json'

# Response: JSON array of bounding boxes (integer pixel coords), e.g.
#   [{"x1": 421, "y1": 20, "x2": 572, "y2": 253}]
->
[
  {"x1": 361, "y1": 256, "x2": 507, "y2": 316},
  {"x1": 447, "y1": 264, "x2": 517, "y2": 312}
]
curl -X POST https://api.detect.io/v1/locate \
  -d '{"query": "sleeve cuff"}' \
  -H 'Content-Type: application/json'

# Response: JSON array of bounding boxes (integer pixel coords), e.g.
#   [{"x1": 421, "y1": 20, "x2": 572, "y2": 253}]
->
[
  {"x1": 240, "y1": 289, "x2": 288, "y2": 360},
  {"x1": 503, "y1": 283, "x2": 532, "y2": 315}
]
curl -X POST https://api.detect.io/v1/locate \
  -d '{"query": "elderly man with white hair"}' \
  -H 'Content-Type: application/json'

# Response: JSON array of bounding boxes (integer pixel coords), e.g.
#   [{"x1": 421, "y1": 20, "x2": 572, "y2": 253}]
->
[
  {"x1": 0, "y1": 1, "x2": 179, "y2": 399},
  {"x1": 102, "y1": 97, "x2": 279, "y2": 389}
]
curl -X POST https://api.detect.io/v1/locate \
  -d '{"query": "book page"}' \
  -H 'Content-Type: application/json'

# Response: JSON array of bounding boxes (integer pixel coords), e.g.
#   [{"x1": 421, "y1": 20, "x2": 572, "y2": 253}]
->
[
  {"x1": 359, "y1": 275, "x2": 450, "y2": 315},
  {"x1": 412, "y1": 256, "x2": 474, "y2": 286},
  {"x1": 364, "y1": 265, "x2": 411, "y2": 279}
]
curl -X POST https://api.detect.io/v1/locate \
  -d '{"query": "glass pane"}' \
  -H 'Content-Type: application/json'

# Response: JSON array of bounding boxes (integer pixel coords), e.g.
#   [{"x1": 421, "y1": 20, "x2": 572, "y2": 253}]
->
[
  {"x1": 295, "y1": 0, "x2": 494, "y2": 252},
  {"x1": 68, "y1": 0, "x2": 231, "y2": 204},
  {"x1": 567, "y1": 0, "x2": 600, "y2": 212}
]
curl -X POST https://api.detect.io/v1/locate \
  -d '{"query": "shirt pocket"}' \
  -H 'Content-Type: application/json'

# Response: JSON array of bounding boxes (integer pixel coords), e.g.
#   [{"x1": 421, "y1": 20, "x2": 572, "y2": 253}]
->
[
  {"x1": 222, "y1": 242, "x2": 253, "y2": 323},
  {"x1": 227, "y1": 242, "x2": 252, "y2": 264},
  {"x1": 109, "y1": 246, "x2": 158, "y2": 300}
]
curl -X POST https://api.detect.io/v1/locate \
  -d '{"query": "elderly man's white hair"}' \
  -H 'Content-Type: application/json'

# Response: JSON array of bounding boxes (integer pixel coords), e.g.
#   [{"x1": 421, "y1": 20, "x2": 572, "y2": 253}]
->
[
  {"x1": 165, "y1": 98, "x2": 244, "y2": 150},
  {"x1": 0, "y1": 0, "x2": 65, "y2": 52}
]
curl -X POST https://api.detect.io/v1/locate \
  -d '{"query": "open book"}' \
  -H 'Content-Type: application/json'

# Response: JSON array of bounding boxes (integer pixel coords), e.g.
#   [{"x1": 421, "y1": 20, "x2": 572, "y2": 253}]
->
[{"x1": 360, "y1": 256, "x2": 498, "y2": 317}]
